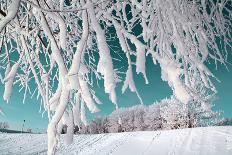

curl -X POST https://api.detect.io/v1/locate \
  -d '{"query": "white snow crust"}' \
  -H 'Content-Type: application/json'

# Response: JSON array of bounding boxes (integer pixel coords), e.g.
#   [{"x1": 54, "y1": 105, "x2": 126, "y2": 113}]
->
[{"x1": 0, "y1": 126, "x2": 231, "y2": 155}]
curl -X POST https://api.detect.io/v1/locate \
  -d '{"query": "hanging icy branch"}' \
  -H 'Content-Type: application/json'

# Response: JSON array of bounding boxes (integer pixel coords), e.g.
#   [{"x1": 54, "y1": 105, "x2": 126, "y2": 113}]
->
[
  {"x1": 3, "y1": 62, "x2": 20, "y2": 102},
  {"x1": 155, "y1": 53, "x2": 191, "y2": 104},
  {"x1": 87, "y1": 1, "x2": 117, "y2": 105},
  {"x1": 68, "y1": 10, "x2": 89, "y2": 90}
]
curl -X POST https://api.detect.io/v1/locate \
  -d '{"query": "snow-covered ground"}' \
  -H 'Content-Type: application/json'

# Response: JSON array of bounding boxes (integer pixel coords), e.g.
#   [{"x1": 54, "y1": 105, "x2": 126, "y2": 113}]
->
[{"x1": 0, "y1": 126, "x2": 232, "y2": 155}]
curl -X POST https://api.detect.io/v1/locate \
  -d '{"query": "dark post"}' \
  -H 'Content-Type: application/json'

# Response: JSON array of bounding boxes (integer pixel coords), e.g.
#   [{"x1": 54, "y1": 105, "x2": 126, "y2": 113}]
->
[{"x1": 21, "y1": 120, "x2": 25, "y2": 133}]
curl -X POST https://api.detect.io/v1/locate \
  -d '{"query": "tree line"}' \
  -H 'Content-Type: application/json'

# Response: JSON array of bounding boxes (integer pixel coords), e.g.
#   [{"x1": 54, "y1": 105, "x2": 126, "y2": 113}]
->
[{"x1": 69, "y1": 97, "x2": 221, "y2": 134}]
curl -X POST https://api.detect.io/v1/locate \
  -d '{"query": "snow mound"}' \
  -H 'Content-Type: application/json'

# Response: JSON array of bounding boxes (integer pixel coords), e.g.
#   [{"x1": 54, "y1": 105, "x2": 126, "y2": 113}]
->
[{"x1": 0, "y1": 126, "x2": 231, "y2": 155}]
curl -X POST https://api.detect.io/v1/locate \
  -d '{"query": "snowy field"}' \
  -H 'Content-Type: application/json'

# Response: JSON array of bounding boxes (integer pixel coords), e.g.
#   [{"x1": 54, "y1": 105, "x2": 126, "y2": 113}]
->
[{"x1": 0, "y1": 126, "x2": 232, "y2": 155}]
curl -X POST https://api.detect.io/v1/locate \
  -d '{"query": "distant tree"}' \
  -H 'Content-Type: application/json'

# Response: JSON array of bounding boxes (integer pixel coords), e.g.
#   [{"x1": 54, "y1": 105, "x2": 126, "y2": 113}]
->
[
  {"x1": 108, "y1": 111, "x2": 121, "y2": 133},
  {"x1": 4, "y1": 122, "x2": 9, "y2": 129},
  {"x1": 160, "y1": 98, "x2": 188, "y2": 130},
  {"x1": 217, "y1": 118, "x2": 232, "y2": 126},
  {"x1": 0, "y1": 122, "x2": 9, "y2": 129},
  {"x1": 79, "y1": 124, "x2": 90, "y2": 134},
  {"x1": 102, "y1": 118, "x2": 109, "y2": 133},
  {"x1": 134, "y1": 106, "x2": 146, "y2": 131},
  {"x1": 144, "y1": 104, "x2": 162, "y2": 131},
  {"x1": 27, "y1": 128, "x2": 32, "y2": 133},
  {"x1": 159, "y1": 97, "x2": 221, "y2": 130},
  {"x1": 73, "y1": 125, "x2": 79, "y2": 134},
  {"x1": 89, "y1": 117, "x2": 102, "y2": 134}
]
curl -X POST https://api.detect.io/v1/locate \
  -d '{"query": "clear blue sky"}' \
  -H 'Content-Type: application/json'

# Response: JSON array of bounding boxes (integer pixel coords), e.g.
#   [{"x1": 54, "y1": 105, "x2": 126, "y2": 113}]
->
[{"x1": 0, "y1": 54, "x2": 232, "y2": 132}]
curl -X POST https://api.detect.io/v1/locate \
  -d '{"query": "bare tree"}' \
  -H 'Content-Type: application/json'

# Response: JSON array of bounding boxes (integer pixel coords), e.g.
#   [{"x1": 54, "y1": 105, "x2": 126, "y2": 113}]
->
[
  {"x1": 27, "y1": 128, "x2": 32, "y2": 133},
  {"x1": 0, "y1": 0, "x2": 231, "y2": 154},
  {"x1": 0, "y1": 122, "x2": 10, "y2": 129}
]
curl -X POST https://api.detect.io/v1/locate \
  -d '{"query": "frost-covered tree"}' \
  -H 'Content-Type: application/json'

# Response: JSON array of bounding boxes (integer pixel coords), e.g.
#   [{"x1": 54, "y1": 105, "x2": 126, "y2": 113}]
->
[
  {"x1": 159, "y1": 97, "x2": 221, "y2": 130},
  {"x1": 108, "y1": 105, "x2": 147, "y2": 132},
  {"x1": 0, "y1": 0, "x2": 231, "y2": 154},
  {"x1": 187, "y1": 96, "x2": 222, "y2": 127},
  {"x1": 144, "y1": 103, "x2": 163, "y2": 130},
  {"x1": 88, "y1": 117, "x2": 109, "y2": 134},
  {"x1": 160, "y1": 98, "x2": 190, "y2": 129},
  {"x1": 108, "y1": 109, "x2": 125, "y2": 132}
]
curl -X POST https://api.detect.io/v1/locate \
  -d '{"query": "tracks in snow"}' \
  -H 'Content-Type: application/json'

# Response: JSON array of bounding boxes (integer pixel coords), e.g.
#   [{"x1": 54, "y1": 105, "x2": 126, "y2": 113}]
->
[{"x1": 0, "y1": 126, "x2": 232, "y2": 155}]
